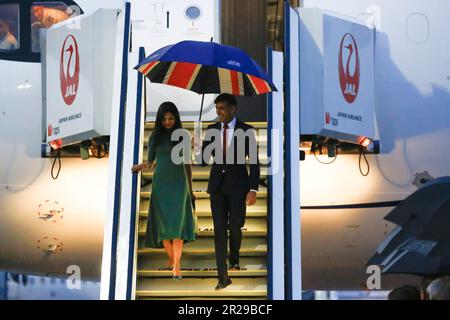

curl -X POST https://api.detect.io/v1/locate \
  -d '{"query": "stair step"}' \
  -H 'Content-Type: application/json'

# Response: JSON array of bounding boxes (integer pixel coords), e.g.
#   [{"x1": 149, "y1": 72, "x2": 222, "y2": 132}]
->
[
  {"x1": 138, "y1": 198, "x2": 267, "y2": 216},
  {"x1": 138, "y1": 248, "x2": 267, "y2": 257},
  {"x1": 139, "y1": 217, "x2": 266, "y2": 237},
  {"x1": 138, "y1": 296, "x2": 267, "y2": 300},
  {"x1": 136, "y1": 277, "x2": 267, "y2": 298},
  {"x1": 137, "y1": 235, "x2": 266, "y2": 250},
  {"x1": 140, "y1": 182, "x2": 267, "y2": 196},
  {"x1": 138, "y1": 219, "x2": 267, "y2": 237},
  {"x1": 136, "y1": 291, "x2": 268, "y2": 298},
  {"x1": 137, "y1": 269, "x2": 267, "y2": 278},
  {"x1": 140, "y1": 190, "x2": 268, "y2": 199},
  {"x1": 138, "y1": 209, "x2": 266, "y2": 218},
  {"x1": 138, "y1": 229, "x2": 267, "y2": 237},
  {"x1": 138, "y1": 255, "x2": 267, "y2": 271},
  {"x1": 139, "y1": 208, "x2": 267, "y2": 218},
  {"x1": 142, "y1": 166, "x2": 268, "y2": 181}
]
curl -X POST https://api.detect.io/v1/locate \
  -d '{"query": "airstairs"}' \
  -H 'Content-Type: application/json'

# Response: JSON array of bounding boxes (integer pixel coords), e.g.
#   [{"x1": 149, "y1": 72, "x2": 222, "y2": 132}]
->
[{"x1": 134, "y1": 122, "x2": 268, "y2": 300}]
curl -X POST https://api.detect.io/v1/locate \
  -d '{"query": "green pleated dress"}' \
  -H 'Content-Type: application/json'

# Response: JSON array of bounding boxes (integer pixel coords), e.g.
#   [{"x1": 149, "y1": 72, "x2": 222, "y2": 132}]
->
[{"x1": 145, "y1": 130, "x2": 196, "y2": 248}]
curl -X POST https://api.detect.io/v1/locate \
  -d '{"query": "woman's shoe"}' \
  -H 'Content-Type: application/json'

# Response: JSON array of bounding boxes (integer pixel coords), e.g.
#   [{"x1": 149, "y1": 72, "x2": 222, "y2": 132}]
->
[{"x1": 172, "y1": 268, "x2": 182, "y2": 280}]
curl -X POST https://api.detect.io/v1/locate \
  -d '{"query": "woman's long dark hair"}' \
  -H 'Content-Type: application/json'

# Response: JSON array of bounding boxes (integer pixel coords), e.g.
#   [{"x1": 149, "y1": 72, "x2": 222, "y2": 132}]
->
[{"x1": 153, "y1": 102, "x2": 183, "y2": 147}]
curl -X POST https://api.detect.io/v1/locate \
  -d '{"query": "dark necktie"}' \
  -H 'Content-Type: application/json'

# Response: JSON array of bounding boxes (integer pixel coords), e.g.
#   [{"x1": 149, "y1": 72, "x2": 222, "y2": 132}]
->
[{"x1": 223, "y1": 123, "x2": 228, "y2": 164}]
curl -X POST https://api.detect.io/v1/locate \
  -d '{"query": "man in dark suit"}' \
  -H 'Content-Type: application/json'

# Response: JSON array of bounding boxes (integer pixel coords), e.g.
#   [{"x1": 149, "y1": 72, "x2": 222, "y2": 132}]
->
[{"x1": 197, "y1": 93, "x2": 260, "y2": 290}]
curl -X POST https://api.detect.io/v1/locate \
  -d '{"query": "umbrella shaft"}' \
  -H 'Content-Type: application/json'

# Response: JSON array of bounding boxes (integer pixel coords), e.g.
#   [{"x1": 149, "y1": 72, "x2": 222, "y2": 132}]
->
[{"x1": 199, "y1": 93, "x2": 205, "y2": 123}]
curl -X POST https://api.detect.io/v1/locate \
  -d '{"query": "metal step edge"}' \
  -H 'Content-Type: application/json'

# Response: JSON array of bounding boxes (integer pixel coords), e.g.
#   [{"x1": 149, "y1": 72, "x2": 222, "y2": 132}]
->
[
  {"x1": 136, "y1": 270, "x2": 267, "y2": 277},
  {"x1": 139, "y1": 191, "x2": 268, "y2": 199},
  {"x1": 142, "y1": 172, "x2": 268, "y2": 180},
  {"x1": 137, "y1": 297, "x2": 267, "y2": 300},
  {"x1": 138, "y1": 210, "x2": 267, "y2": 218},
  {"x1": 135, "y1": 290, "x2": 267, "y2": 297},
  {"x1": 137, "y1": 249, "x2": 267, "y2": 256},
  {"x1": 138, "y1": 231, "x2": 267, "y2": 237}
]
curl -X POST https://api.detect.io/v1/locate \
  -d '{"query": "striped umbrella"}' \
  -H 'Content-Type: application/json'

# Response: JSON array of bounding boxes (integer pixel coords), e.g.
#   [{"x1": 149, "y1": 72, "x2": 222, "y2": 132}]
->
[{"x1": 134, "y1": 40, "x2": 277, "y2": 120}]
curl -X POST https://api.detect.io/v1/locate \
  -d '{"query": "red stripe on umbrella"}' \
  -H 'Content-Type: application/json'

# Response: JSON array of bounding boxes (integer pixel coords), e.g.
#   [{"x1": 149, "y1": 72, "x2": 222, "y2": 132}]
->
[
  {"x1": 166, "y1": 62, "x2": 199, "y2": 89},
  {"x1": 248, "y1": 74, "x2": 271, "y2": 94},
  {"x1": 230, "y1": 70, "x2": 240, "y2": 95}
]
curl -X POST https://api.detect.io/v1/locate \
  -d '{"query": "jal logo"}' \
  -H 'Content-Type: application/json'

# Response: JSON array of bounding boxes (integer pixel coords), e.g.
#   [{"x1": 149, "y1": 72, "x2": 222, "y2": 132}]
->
[
  {"x1": 338, "y1": 33, "x2": 360, "y2": 104},
  {"x1": 47, "y1": 124, "x2": 53, "y2": 137},
  {"x1": 59, "y1": 35, "x2": 80, "y2": 105}
]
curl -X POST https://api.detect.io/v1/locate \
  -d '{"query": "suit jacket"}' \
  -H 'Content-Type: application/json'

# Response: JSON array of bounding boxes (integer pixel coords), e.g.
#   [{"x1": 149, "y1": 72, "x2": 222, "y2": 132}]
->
[{"x1": 200, "y1": 119, "x2": 260, "y2": 195}]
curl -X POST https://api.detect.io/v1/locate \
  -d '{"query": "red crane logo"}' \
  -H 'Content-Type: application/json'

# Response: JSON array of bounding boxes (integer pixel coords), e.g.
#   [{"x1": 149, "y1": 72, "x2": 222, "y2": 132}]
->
[
  {"x1": 338, "y1": 33, "x2": 360, "y2": 104},
  {"x1": 59, "y1": 35, "x2": 80, "y2": 105}
]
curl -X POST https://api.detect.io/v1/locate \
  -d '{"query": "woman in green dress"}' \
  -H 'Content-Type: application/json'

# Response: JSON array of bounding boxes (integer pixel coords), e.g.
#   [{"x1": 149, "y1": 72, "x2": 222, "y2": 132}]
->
[{"x1": 132, "y1": 102, "x2": 196, "y2": 280}]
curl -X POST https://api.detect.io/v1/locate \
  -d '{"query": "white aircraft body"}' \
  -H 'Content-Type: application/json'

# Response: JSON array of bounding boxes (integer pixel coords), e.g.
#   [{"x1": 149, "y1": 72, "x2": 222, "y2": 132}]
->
[{"x1": 0, "y1": 0, "x2": 449, "y2": 291}]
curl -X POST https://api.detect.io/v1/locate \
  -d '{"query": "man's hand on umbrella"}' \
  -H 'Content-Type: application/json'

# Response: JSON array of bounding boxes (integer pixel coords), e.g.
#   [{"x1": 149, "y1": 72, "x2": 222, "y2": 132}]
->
[{"x1": 192, "y1": 136, "x2": 202, "y2": 154}]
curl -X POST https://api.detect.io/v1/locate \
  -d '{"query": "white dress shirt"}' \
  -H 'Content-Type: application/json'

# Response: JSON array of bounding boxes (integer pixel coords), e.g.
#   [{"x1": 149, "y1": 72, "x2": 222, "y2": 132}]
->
[{"x1": 220, "y1": 116, "x2": 236, "y2": 149}]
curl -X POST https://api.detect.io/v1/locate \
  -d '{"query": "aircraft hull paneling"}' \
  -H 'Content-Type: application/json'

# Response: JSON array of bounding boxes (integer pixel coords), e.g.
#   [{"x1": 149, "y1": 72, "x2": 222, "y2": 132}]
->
[{"x1": 0, "y1": 60, "x2": 108, "y2": 280}]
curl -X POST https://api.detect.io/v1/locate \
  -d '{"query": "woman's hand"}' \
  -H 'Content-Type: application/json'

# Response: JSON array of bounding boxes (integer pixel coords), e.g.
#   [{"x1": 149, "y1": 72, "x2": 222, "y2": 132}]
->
[
  {"x1": 131, "y1": 163, "x2": 145, "y2": 173},
  {"x1": 131, "y1": 161, "x2": 155, "y2": 173}
]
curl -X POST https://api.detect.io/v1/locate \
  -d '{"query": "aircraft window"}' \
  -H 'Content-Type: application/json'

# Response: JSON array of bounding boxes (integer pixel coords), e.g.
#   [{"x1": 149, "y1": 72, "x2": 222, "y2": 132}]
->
[
  {"x1": 31, "y1": 2, "x2": 72, "y2": 52},
  {"x1": 185, "y1": 6, "x2": 202, "y2": 21},
  {"x1": 0, "y1": 4, "x2": 20, "y2": 52}
]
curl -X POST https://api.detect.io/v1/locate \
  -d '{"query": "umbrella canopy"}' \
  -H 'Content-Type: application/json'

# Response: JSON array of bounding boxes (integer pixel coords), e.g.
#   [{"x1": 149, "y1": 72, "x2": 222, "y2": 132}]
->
[
  {"x1": 367, "y1": 225, "x2": 405, "y2": 266},
  {"x1": 382, "y1": 249, "x2": 443, "y2": 276},
  {"x1": 134, "y1": 40, "x2": 277, "y2": 96},
  {"x1": 368, "y1": 228, "x2": 445, "y2": 276},
  {"x1": 385, "y1": 177, "x2": 450, "y2": 239},
  {"x1": 367, "y1": 177, "x2": 450, "y2": 276},
  {"x1": 377, "y1": 236, "x2": 450, "y2": 276}
]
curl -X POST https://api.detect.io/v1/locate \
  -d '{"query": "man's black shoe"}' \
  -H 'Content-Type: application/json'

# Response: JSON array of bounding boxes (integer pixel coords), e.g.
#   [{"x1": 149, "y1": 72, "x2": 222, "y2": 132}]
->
[
  {"x1": 215, "y1": 277, "x2": 232, "y2": 291},
  {"x1": 229, "y1": 264, "x2": 241, "y2": 271}
]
